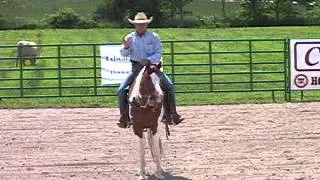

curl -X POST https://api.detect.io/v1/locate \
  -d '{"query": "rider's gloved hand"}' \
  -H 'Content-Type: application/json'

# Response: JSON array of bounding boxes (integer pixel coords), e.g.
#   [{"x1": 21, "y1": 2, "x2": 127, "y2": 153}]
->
[
  {"x1": 140, "y1": 59, "x2": 151, "y2": 66},
  {"x1": 122, "y1": 35, "x2": 132, "y2": 49}
]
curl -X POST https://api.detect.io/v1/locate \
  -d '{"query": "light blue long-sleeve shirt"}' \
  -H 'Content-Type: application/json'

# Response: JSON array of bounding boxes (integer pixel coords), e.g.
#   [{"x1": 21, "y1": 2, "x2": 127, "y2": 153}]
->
[{"x1": 120, "y1": 31, "x2": 162, "y2": 64}]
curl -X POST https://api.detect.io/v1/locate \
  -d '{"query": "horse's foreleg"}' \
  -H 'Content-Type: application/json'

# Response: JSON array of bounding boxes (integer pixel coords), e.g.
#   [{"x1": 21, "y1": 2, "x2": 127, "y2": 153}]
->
[
  {"x1": 151, "y1": 132, "x2": 164, "y2": 179},
  {"x1": 138, "y1": 134, "x2": 146, "y2": 180},
  {"x1": 147, "y1": 129, "x2": 155, "y2": 160}
]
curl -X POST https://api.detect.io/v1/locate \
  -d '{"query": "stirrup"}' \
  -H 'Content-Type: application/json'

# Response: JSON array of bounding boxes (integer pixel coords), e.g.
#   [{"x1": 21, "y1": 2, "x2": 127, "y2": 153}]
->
[
  {"x1": 161, "y1": 115, "x2": 172, "y2": 124},
  {"x1": 117, "y1": 120, "x2": 131, "y2": 128},
  {"x1": 161, "y1": 114, "x2": 184, "y2": 125},
  {"x1": 172, "y1": 113, "x2": 184, "y2": 125}
]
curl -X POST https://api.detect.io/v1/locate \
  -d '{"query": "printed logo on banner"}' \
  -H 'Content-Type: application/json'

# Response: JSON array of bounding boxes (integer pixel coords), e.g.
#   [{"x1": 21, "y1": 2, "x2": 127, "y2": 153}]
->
[
  {"x1": 291, "y1": 40, "x2": 320, "y2": 90},
  {"x1": 294, "y1": 74, "x2": 308, "y2": 88}
]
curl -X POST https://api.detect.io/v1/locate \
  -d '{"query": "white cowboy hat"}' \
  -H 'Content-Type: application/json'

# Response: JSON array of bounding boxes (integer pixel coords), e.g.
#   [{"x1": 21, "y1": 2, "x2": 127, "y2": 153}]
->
[{"x1": 128, "y1": 12, "x2": 153, "y2": 24}]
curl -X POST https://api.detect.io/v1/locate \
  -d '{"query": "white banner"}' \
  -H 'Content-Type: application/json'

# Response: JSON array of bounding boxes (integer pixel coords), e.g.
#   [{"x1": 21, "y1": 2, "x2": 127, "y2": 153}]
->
[
  {"x1": 290, "y1": 39, "x2": 320, "y2": 90},
  {"x1": 100, "y1": 45, "x2": 131, "y2": 85}
]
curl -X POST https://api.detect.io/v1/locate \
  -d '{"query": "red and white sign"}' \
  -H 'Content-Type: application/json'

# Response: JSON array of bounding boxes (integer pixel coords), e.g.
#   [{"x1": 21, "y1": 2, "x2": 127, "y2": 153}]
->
[{"x1": 290, "y1": 39, "x2": 320, "y2": 90}]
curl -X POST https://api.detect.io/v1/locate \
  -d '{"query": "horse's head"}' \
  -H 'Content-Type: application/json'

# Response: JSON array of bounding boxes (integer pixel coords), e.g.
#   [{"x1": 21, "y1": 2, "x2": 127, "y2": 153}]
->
[
  {"x1": 138, "y1": 64, "x2": 163, "y2": 110},
  {"x1": 145, "y1": 64, "x2": 161, "y2": 75}
]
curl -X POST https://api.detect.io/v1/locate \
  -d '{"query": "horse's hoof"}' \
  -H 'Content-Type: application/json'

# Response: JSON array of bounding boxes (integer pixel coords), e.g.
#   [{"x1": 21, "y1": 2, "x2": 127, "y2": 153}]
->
[
  {"x1": 138, "y1": 175, "x2": 147, "y2": 180},
  {"x1": 154, "y1": 170, "x2": 165, "y2": 179},
  {"x1": 137, "y1": 170, "x2": 147, "y2": 180}
]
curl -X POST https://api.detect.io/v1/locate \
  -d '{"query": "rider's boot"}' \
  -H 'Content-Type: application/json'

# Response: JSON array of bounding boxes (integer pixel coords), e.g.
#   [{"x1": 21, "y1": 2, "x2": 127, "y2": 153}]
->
[{"x1": 161, "y1": 94, "x2": 184, "y2": 125}]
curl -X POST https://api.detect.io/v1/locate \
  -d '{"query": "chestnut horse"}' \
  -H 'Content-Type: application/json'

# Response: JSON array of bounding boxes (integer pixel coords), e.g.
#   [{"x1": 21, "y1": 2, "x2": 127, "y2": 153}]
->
[{"x1": 128, "y1": 64, "x2": 165, "y2": 180}]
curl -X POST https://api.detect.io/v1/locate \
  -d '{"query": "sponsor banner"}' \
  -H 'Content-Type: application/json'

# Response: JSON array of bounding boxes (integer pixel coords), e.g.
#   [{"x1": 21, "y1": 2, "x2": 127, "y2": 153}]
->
[
  {"x1": 290, "y1": 39, "x2": 320, "y2": 90},
  {"x1": 100, "y1": 45, "x2": 131, "y2": 85}
]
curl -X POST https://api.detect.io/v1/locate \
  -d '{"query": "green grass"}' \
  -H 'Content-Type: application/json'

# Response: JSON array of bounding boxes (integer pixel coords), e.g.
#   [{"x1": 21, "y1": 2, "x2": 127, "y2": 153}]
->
[{"x1": 1, "y1": 26, "x2": 320, "y2": 108}]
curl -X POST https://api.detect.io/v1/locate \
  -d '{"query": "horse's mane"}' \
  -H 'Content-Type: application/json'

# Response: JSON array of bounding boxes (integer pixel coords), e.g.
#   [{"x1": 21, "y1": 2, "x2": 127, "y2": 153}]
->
[{"x1": 129, "y1": 66, "x2": 146, "y2": 103}]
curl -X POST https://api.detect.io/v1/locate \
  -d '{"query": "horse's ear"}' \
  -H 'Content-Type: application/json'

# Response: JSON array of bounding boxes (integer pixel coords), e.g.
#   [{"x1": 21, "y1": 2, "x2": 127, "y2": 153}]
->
[{"x1": 145, "y1": 64, "x2": 153, "y2": 74}]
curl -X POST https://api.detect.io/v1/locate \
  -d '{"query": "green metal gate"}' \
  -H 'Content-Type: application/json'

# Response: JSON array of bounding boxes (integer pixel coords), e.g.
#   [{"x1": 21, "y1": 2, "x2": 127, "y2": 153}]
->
[{"x1": 0, "y1": 39, "x2": 311, "y2": 102}]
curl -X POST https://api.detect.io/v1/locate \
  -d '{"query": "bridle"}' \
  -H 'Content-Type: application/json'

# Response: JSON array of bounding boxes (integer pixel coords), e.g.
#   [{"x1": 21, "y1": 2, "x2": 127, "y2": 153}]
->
[{"x1": 131, "y1": 64, "x2": 162, "y2": 112}]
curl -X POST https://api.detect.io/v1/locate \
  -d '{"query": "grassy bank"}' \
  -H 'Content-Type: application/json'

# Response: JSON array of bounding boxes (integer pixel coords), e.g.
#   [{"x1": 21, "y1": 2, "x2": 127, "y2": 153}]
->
[{"x1": 1, "y1": 26, "x2": 320, "y2": 108}]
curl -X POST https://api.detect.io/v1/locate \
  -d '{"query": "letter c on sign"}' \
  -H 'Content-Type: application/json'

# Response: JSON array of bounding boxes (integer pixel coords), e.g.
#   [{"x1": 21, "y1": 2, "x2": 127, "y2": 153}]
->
[{"x1": 305, "y1": 47, "x2": 320, "y2": 66}]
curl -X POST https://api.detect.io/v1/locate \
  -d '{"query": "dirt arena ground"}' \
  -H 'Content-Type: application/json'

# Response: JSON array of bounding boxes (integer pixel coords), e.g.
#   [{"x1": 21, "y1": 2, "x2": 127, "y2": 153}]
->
[{"x1": 1, "y1": 102, "x2": 320, "y2": 180}]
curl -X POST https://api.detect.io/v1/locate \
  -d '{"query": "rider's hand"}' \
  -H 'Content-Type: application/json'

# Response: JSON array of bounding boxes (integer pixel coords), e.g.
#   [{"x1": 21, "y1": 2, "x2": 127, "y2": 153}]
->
[
  {"x1": 122, "y1": 35, "x2": 132, "y2": 49},
  {"x1": 140, "y1": 59, "x2": 150, "y2": 66}
]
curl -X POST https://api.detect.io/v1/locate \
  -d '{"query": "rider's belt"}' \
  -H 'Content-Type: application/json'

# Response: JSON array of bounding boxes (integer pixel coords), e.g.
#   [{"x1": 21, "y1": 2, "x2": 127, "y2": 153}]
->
[{"x1": 130, "y1": 60, "x2": 139, "y2": 63}]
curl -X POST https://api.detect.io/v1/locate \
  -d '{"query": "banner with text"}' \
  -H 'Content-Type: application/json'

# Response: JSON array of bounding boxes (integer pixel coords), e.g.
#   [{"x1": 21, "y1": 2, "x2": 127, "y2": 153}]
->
[
  {"x1": 290, "y1": 39, "x2": 320, "y2": 90},
  {"x1": 100, "y1": 45, "x2": 131, "y2": 85}
]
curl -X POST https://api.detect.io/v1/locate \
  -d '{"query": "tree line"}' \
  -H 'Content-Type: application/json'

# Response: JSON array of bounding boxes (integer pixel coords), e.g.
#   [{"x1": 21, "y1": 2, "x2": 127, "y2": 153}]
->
[{"x1": 1, "y1": 0, "x2": 320, "y2": 29}]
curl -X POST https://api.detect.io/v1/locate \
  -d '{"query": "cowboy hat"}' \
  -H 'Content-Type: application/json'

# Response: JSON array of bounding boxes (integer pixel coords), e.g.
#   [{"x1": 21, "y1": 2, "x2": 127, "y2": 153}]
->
[{"x1": 128, "y1": 12, "x2": 153, "y2": 24}]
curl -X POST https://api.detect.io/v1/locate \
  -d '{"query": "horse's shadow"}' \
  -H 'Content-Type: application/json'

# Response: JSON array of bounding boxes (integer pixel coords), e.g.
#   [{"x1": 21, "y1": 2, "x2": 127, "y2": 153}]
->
[{"x1": 147, "y1": 171, "x2": 191, "y2": 180}]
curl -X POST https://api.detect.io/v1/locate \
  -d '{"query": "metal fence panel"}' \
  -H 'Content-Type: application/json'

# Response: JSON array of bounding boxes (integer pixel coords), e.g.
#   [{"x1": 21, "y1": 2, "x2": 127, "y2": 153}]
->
[{"x1": 0, "y1": 39, "x2": 294, "y2": 101}]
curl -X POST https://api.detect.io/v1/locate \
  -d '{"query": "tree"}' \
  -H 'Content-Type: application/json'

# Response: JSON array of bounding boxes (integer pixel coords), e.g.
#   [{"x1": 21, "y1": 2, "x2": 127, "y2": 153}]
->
[
  {"x1": 222, "y1": 0, "x2": 226, "y2": 18},
  {"x1": 93, "y1": 0, "x2": 193, "y2": 27},
  {"x1": 0, "y1": 0, "x2": 32, "y2": 29},
  {"x1": 238, "y1": 0, "x2": 269, "y2": 25},
  {"x1": 0, "y1": 14, "x2": 8, "y2": 29},
  {"x1": 304, "y1": 0, "x2": 320, "y2": 25},
  {"x1": 130, "y1": 0, "x2": 165, "y2": 26},
  {"x1": 265, "y1": 0, "x2": 300, "y2": 22},
  {"x1": 171, "y1": 0, "x2": 193, "y2": 21},
  {"x1": 0, "y1": 0, "x2": 31, "y2": 8},
  {"x1": 295, "y1": 0, "x2": 317, "y2": 10},
  {"x1": 45, "y1": 8, "x2": 82, "y2": 28},
  {"x1": 93, "y1": 0, "x2": 127, "y2": 23}
]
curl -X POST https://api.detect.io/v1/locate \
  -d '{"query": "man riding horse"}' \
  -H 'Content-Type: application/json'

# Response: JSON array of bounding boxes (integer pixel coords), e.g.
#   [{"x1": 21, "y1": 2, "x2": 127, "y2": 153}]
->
[{"x1": 117, "y1": 12, "x2": 184, "y2": 128}]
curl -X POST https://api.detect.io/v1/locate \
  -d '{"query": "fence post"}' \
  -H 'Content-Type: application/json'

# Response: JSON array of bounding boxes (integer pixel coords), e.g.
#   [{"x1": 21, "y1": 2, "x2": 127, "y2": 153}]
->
[
  {"x1": 57, "y1": 45, "x2": 62, "y2": 96},
  {"x1": 93, "y1": 44, "x2": 97, "y2": 96},
  {"x1": 170, "y1": 41, "x2": 175, "y2": 84},
  {"x1": 284, "y1": 39, "x2": 288, "y2": 102},
  {"x1": 19, "y1": 57, "x2": 24, "y2": 97},
  {"x1": 248, "y1": 40, "x2": 253, "y2": 91},
  {"x1": 300, "y1": 91, "x2": 304, "y2": 101},
  {"x1": 209, "y1": 41, "x2": 213, "y2": 92},
  {"x1": 287, "y1": 39, "x2": 292, "y2": 102}
]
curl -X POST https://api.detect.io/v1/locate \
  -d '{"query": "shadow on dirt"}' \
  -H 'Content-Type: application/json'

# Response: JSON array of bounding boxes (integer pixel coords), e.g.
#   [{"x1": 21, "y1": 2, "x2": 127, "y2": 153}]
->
[{"x1": 147, "y1": 171, "x2": 191, "y2": 180}]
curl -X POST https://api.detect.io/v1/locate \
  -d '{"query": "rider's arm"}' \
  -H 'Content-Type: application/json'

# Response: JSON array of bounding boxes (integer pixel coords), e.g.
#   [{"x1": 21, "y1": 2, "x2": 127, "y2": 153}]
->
[
  {"x1": 146, "y1": 33, "x2": 162, "y2": 64},
  {"x1": 120, "y1": 46, "x2": 131, "y2": 57},
  {"x1": 120, "y1": 34, "x2": 132, "y2": 57}
]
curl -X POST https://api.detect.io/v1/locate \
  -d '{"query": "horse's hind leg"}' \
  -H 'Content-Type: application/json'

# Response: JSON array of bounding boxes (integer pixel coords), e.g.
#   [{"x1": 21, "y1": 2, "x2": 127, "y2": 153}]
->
[
  {"x1": 30, "y1": 57, "x2": 36, "y2": 66},
  {"x1": 138, "y1": 134, "x2": 147, "y2": 180},
  {"x1": 148, "y1": 130, "x2": 164, "y2": 179}
]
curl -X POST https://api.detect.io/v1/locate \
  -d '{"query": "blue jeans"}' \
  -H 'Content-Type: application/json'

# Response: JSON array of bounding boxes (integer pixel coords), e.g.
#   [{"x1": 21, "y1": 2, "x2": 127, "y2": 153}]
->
[{"x1": 118, "y1": 61, "x2": 176, "y2": 120}]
